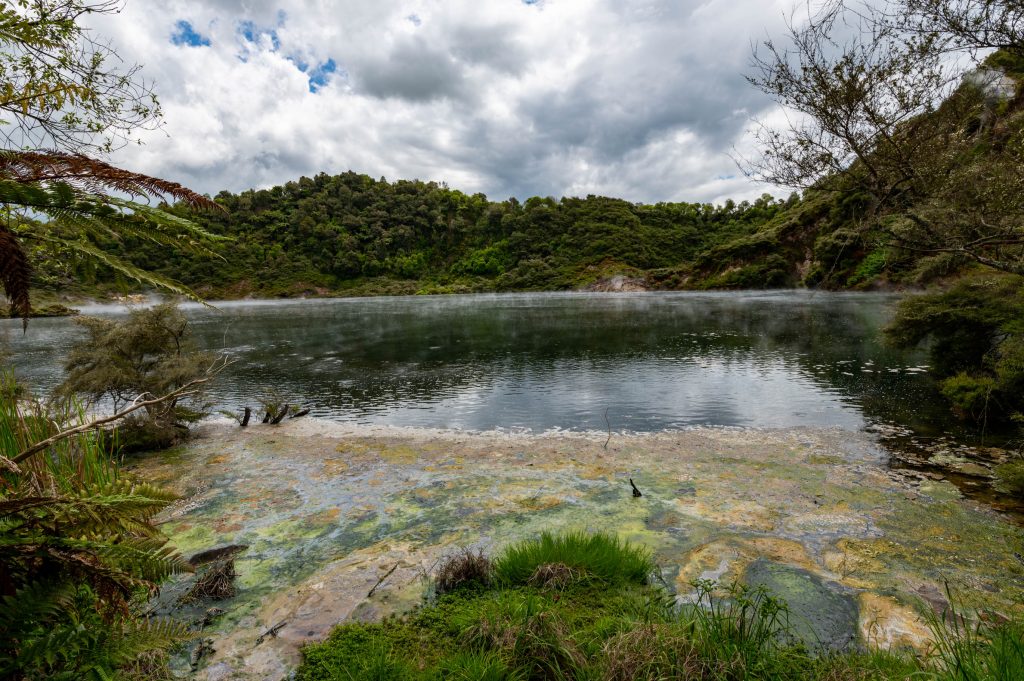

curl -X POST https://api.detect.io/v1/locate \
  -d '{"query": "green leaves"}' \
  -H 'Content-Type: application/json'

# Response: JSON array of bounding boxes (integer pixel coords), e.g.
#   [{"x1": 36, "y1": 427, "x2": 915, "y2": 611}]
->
[{"x1": 1, "y1": 382, "x2": 195, "y2": 679}]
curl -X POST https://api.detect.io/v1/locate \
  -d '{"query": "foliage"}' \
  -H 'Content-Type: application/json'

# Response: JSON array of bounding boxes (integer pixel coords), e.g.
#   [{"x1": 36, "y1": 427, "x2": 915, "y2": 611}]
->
[
  {"x1": 298, "y1": 531, "x2": 1020, "y2": 681},
  {"x1": 57, "y1": 302, "x2": 215, "y2": 449},
  {"x1": 994, "y1": 458, "x2": 1024, "y2": 498},
  {"x1": 491, "y1": 530, "x2": 654, "y2": 587},
  {"x1": 0, "y1": 151, "x2": 224, "y2": 323},
  {"x1": 745, "y1": 1, "x2": 1024, "y2": 278},
  {"x1": 56, "y1": 178, "x2": 795, "y2": 298},
  {"x1": 0, "y1": 3, "x2": 224, "y2": 323},
  {"x1": 885, "y1": 276, "x2": 1024, "y2": 421},
  {"x1": 0, "y1": 0, "x2": 162, "y2": 153},
  {"x1": 0, "y1": 375, "x2": 193, "y2": 679}
]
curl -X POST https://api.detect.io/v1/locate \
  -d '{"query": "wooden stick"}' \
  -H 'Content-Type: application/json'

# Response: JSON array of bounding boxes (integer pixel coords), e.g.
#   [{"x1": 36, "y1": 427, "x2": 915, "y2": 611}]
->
[{"x1": 367, "y1": 563, "x2": 399, "y2": 597}]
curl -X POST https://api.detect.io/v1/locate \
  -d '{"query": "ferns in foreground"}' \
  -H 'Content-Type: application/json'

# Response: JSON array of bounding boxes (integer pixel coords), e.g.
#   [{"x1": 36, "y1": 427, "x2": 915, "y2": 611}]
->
[{"x1": 0, "y1": 375, "x2": 194, "y2": 680}]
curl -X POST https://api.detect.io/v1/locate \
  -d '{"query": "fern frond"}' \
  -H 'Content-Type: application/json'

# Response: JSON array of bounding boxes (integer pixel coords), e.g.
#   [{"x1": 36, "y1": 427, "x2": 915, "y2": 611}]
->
[
  {"x1": 92, "y1": 537, "x2": 194, "y2": 582},
  {"x1": 0, "y1": 579, "x2": 76, "y2": 628},
  {"x1": 0, "y1": 150, "x2": 222, "y2": 212},
  {"x1": 114, "y1": 616, "x2": 195, "y2": 662},
  {"x1": 32, "y1": 233, "x2": 204, "y2": 303},
  {"x1": 0, "y1": 225, "x2": 31, "y2": 327}
]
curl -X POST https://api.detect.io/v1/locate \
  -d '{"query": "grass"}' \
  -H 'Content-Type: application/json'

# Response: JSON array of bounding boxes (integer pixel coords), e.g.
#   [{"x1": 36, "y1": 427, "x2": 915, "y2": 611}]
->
[
  {"x1": 297, "y1": 532, "x2": 1024, "y2": 681},
  {"x1": 491, "y1": 530, "x2": 654, "y2": 587}
]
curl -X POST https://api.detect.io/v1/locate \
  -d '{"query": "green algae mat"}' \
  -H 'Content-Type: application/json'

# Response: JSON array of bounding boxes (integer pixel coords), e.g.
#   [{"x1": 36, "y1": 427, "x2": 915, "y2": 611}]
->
[{"x1": 131, "y1": 422, "x2": 1024, "y2": 680}]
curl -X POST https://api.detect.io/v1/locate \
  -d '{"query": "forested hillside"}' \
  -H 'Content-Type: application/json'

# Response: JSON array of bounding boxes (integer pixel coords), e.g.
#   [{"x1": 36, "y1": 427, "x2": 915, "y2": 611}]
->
[
  {"x1": 23, "y1": 51, "x2": 1023, "y2": 303},
  {"x1": 38, "y1": 176, "x2": 799, "y2": 298}
]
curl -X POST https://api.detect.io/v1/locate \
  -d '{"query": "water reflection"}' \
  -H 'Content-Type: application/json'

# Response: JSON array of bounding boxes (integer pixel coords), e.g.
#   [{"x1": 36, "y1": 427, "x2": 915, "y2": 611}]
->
[{"x1": 3, "y1": 291, "x2": 952, "y2": 434}]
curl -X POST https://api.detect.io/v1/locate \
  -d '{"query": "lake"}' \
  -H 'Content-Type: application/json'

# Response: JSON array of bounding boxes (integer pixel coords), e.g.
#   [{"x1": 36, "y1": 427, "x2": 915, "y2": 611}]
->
[{"x1": 4, "y1": 290, "x2": 958, "y2": 436}]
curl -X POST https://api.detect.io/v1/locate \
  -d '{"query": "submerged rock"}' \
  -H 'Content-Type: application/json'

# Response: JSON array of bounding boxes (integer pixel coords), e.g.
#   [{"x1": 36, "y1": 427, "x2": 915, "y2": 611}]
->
[{"x1": 744, "y1": 559, "x2": 859, "y2": 653}]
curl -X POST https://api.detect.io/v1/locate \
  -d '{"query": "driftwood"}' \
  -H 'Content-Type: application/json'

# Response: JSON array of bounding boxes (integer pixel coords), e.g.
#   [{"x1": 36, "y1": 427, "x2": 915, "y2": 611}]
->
[
  {"x1": 262, "y1": 410, "x2": 271, "y2": 424},
  {"x1": 188, "y1": 544, "x2": 249, "y2": 567},
  {"x1": 289, "y1": 408, "x2": 310, "y2": 419},
  {"x1": 367, "y1": 563, "x2": 399, "y2": 597},
  {"x1": 178, "y1": 560, "x2": 237, "y2": 604},
  {"x1": 240, "y1": 407, "x2": 252, "y2": 427},
  {"x1": 256, "y1": 620, "x2": 288, "y2": 645},
  {"x1": 603, "y1": 408, "x2": 612, "y2": 450},
  {"x1": 270, "y1": 404, "x2": 289, "y2": 424},
  {"x1": 629, "y1": 478, "x2": 642, "y2": 498}
]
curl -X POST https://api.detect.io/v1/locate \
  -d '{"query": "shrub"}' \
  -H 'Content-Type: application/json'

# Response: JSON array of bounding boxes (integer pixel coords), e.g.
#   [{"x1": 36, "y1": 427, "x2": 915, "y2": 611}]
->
[
  {"x1": 491, "y1": 531, "x2": 653, "y2": 587},
  {"x1": 886, "y1": 276, "x2": 1024, "y2": 422},
  {"x1": 0, "y1": 376, "x2": 193, "y2": 679},
  {"x1": 56, "y1": 302, "x2": 216, "y2": 450},
  {"x1": 994, "y1": 459, "x2": 1024, "y2": 498}
]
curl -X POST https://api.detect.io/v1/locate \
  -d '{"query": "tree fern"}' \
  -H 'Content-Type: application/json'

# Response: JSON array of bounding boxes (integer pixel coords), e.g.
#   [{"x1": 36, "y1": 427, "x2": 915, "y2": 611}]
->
[
  {"x1": 1, "y1": 382, "x2": 197, "y2": 679},
  {"x1": 0, "y1": 150, "x2": 227, "y2": 323}
]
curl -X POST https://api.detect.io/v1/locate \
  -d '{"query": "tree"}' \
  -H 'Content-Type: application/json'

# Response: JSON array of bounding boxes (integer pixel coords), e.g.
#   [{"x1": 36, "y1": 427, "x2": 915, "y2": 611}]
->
[
  {"x1": 745, "y1": 0, "x2": 1024, "y2": 276},
  {"x1": 0, "y1": 2, "x2": 224, "y2": 325},
  {"x1": 57, "y1": 302, "x2": 216, "y2": 448},
  {"x1": 0, "y1": 0, "x2": 161, "y2": 153}
]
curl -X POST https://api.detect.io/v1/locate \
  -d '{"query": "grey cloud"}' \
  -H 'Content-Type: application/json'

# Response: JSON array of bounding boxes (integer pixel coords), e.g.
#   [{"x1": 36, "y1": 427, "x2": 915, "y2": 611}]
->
[
  {"x1": 353, "y1": 37, "x2": 467, "y2": 102},
  {"x1": 448, "y1": 23, "x2": 526, "y2": 75},
  {"x1": 102, "y1": 0, "x2": 793, "y2": 205}
]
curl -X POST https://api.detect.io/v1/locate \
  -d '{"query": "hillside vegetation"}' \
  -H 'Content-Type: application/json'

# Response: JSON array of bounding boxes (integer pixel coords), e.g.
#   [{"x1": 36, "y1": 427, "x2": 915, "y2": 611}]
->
[{"x1": 29, "y1": 64, "x2": 1018, "y2": 302}]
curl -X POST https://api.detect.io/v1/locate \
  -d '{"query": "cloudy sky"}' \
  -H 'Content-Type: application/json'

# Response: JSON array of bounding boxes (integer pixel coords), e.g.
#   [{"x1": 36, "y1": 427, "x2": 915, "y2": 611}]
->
[{"x1": 90, "y1": 0, "x2": 799, "y2": 205}]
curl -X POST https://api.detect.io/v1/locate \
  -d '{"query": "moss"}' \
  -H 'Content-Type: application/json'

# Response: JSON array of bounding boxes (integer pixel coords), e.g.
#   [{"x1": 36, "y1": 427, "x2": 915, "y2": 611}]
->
[{"x1": 994, "y1": 459, "x2": 1024, "y2": 498}]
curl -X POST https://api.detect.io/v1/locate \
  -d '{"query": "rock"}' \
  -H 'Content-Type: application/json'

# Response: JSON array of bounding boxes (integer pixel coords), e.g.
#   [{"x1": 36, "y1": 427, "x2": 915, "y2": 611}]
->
[
  {"x1": 188, "y1": 544, "x2": 249, "y2": 566},
  {"x1": 744, "y1": 559, "x2": 859, "y2": 653},
  {"x1": 583, "y1": 275, "x2": 648, "y2": 292}
]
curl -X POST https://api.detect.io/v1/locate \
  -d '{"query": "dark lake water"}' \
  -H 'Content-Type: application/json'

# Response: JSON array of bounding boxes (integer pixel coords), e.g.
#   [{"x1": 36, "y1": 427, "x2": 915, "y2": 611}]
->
[{"x1": 4, "y1": 291, "x2": 956, "y2": 434}]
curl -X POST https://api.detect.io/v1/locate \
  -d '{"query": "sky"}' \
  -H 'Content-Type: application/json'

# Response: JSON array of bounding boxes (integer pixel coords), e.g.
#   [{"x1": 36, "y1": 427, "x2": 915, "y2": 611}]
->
[{"x1": 89, "y1": 0, "x2": 801, "y2": 205}]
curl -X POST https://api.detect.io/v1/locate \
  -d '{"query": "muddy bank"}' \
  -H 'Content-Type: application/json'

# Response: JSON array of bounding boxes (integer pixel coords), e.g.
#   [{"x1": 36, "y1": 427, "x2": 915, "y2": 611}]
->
[{"x1": 130, "y1": 421, "x2": 1024, "y2": 680}]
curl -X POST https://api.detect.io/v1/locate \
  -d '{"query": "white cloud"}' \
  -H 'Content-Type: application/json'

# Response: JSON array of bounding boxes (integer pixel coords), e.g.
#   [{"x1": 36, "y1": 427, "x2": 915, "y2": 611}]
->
[{"x1": 89, "y1": 0, "x2": 797, "y2": 204}]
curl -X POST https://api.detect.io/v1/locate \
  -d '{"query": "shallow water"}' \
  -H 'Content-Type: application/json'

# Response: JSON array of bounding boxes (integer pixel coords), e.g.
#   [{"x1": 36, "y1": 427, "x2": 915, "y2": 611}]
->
[
  {"x1": 136, "y1": 423, "x2": 1024, "y2": 679},
  {"x1": 3, "y1": 290, "x2": 958, "y2": 435}
]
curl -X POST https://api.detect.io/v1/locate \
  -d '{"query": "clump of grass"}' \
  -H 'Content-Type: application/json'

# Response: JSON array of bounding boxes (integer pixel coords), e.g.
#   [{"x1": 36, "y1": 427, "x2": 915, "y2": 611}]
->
[
  {"x1": 926, "y1": 592, "x2": 1024, "y2": 681},
  {"x1": 460, "y1": 591, "x2": 586, "y2": 678},
  {"x1": 436, "y1": 549, "x2": 493, "y2": 595},
  {"x1": 599, "y1": 623, "x2": 703, "y2": 680},
  {"x1": 434, "y1": 651, "x2": 525, "y2": 681},
  {"x1": 492, "y1": 531, "x2": 653, "y2": 587}
]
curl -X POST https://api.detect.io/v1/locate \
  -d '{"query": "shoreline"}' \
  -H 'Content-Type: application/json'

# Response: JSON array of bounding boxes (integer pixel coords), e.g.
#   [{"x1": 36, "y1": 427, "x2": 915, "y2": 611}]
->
[{"x1": 133, "y1": 421, "x2": 1024, "y2": 680}]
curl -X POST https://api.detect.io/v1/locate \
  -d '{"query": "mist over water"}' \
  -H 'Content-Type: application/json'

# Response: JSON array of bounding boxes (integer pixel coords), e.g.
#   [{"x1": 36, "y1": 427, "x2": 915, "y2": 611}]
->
[{"x1": 4, "y1": 291, "x2": 951, "y2": 434}]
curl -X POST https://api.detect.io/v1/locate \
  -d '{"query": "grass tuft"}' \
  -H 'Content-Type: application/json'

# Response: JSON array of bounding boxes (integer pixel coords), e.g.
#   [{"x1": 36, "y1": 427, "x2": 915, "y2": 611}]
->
[
  {"x1": 436, "y1": 549, "x2": 493, "y2": 595},
  {"x1": 492, "y1": 531, "x2": 653, "y2": 587}
]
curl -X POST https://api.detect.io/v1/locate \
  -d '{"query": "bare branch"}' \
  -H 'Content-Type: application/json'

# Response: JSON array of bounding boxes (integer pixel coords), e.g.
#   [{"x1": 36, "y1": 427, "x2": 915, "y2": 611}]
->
[{"x1": 13, "y1": 356, "x2": 230, "y2": 464}]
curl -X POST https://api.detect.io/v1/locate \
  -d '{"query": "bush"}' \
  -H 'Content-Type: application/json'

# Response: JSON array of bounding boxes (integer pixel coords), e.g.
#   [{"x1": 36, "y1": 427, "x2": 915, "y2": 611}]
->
[
  {"x1": 56, "y1": 302, "x2": 216, "y2": 450},
  {"x1": 995, "y1": 459, "x2": 1024, "y2": 498},
  {"x1": 886, "y1": 276, "x2": 1024, "y2": 422},
  {"x1": 491, "y1": 531, "x2": 653, "y2": 587},
  {"x1": 0, "y1": 376, "x2": 193, "y2": 679}
]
